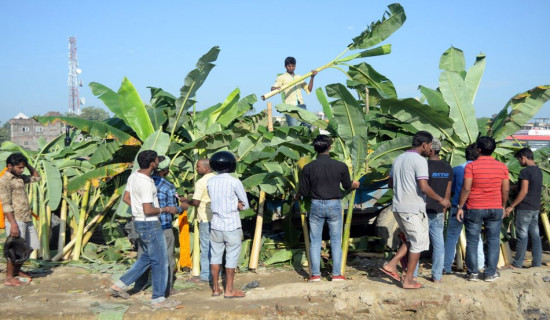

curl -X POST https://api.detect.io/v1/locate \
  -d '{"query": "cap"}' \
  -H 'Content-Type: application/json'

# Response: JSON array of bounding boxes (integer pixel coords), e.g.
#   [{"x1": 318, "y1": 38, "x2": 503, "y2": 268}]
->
[
  {"x1": 431, "y1": 138, "x2": 442, "y2": 152},
  {"x1": 158, "y1": 156, "x2": 171, "y2": 170}
]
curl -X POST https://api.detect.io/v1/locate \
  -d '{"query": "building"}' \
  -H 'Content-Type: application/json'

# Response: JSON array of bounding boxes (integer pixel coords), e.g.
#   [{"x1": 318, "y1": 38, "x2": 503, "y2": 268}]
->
[
  {"x1": 505, "y1": 118, "x2": 550, "y2": 150},
  {"x1": 10, "y1": 112, "x2": 64, "y2": 151}
]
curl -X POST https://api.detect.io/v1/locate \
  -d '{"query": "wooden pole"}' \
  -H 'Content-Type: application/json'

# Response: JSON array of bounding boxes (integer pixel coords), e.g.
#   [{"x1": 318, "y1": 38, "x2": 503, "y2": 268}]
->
[
  {"x1": 191, "y1": 207, "x2": 201, "y2": 276},
  {"x1": 540, "y1": 210, "x2": 550, "y2": 247},
  {"x1": 57, "y1": 176, "x2": 68, "y2": 253},
  {"x1": 267, "y1": 102, "x2": 273, "y2": 132}
]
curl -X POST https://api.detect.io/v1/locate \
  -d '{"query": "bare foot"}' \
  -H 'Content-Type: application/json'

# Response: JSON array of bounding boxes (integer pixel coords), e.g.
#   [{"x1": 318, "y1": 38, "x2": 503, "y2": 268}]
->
[
  {"x1": 4, "y1": 278, "x2": 28, "y2": 287},
  {"x1": 211, "y1": 289, "x2": 223, "y2": 296},
  {"x1": 224, "y1": 290, "x2": 246, "y2": 298}
]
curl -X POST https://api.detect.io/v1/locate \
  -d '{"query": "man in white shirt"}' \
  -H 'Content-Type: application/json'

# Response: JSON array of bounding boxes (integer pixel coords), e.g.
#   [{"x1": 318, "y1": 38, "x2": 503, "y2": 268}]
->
[{"x1": 109, "y1": 150, "x2": 179, "y2": 308}]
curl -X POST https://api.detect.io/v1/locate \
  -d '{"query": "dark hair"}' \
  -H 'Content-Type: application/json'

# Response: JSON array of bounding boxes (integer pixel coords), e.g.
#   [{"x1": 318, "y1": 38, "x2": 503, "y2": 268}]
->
[
  {"x1": 6, "y1": 153, "x2": 28, "y2": 167},
  {"x1": 137, "y1": 150, "x2": 158, "y2": 169},
  {"x1": 476, "y1": 136, "x2": 496, "y2": 156},
  {"x1": 465, "y1": 143, "x2": 479, "y2": 161},
  {"x1": 313, "y1": 135, "x2": 331, "y2": 153},
  {"x1": 412, "y1": 131, "x2": 433, "y2": 147},
  {"x1": 515, "y1": 147, "x2": 534, "y2": 160},
  {"x1": 284, "y1": 56, "x2": 296, "y2": 66}
]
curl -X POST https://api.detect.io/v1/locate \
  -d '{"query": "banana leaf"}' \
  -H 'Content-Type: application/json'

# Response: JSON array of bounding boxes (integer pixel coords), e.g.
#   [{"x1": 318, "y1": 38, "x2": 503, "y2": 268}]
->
[
  {"x1": 42, "y1": 160, "x2": 62, "y2": 210},
  {"x1": 347, "y1": 62, "x2": 397, "y2": 99},
  {"x1": 275, "y1": 104, "x2": 329, "y2": 129},
  {"x1": 491, "y1": 85, "x2": 550, "y2": 142},
  {"x1": 90, "y1": 78, "x2": 155, "y2": 142},
  {"x1": 67, "y1": 162, "x2": 131, "y2": 194},
  {"x1": 348, "y1": 3, "x2": 406, "y2": 50},
  {"x1": 326, "y1": 83, "x2": 368, "y2": 143},
  {"x1": 35, "y1": 116, "x2": 140, "y2": 146}
]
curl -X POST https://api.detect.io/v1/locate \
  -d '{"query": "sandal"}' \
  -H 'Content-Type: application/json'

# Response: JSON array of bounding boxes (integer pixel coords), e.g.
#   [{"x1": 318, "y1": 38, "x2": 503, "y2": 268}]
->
[
  {"x1": 108, "y1": 286, "x2": 130, "y2": 299},
  {"x1": 152, "y1": 299, "x2": 181, "y2": 309},
  {"x1": 379, "y1": 263, "x2": 401, "y2": 282}
]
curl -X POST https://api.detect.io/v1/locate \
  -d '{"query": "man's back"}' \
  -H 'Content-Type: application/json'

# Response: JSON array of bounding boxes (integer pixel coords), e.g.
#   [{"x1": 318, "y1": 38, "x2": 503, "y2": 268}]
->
[
  {"x1": 207, "y1": 173, "x2": 249, "y2": 231},
  {"x1": 465, "y1": 156, "x2": 509, "y2": 209},
  {"x1": 427, "y1": 159, "x2": 452, "y2": 214},
  {"x1": 391, "y1": 151, "x2": 429, "y2": 213},
  {"x1": 517, "y1": 165, "x2": 543, "y2": 211},
  {"x1": 300, "y1": 154, "x2": 351, "y2": 200}
]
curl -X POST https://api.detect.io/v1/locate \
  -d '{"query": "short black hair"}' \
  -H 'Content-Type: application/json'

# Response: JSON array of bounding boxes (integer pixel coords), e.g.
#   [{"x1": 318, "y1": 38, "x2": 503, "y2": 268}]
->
[
  {"x1": 6, "y1": 153, "x2": 28, "y2": 167},
  {"x1": 313, "y1": 135, "x2": 331, "y2": 153},
  {"x1": 515, "y1": 147, "x2": 534, "y2": 160},
  {"x1": 476, "y1": 136, "x2": 496, "y2": 156},
  {"x1": 137, "y1": 150, "x2": 158, "y2": 169},
  {"x1": 284, "y1": 56, "x2": 296, "y2": 66},
  {"x1": 412, "y1": 131, "x2": 433, "y2": 147},
  {"x1": 465, "y1": 143, "x2": 479, "y2": 161}
]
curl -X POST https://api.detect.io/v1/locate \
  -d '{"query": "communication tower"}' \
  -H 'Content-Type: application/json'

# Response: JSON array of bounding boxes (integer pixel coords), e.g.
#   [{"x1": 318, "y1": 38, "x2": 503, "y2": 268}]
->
[{"x1": 68, "y1": 36, "x2": 82, "y2": 115}]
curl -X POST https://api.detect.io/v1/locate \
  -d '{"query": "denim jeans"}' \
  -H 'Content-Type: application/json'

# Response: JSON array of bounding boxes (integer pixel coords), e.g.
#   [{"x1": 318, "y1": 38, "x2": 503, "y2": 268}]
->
[
  {"x1": 116, "y1": 220, "x2": 168, "y2": 303},
  {"x1": 444, "y1": 208, "x2": 485, "y2": 273},
  {"x1": 309, "y1": 199, "x2": 342, "y2": 277},
  {"x1": 513, "y1": 210, "x2": 543, "y2": 268},
  {"x1": 199, "y1": 222, "x2": 212, "y2": 281},
  {"x1": 464, "y1": 208, "x2": 503, "y2": 277},
  {"x1": 285, "y1": 104, "x2": 307, "y2": 127},
  {"x1": 428, "y1": 213, "x2": 445, "y2": 280}
]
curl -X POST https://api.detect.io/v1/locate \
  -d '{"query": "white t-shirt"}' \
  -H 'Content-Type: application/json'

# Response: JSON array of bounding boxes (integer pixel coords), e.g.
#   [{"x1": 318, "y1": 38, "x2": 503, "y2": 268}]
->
[
  {"x1": 126, "y1": 171, "x2": 159, "y2": 220},
  {"x1": 390, "y1": 151, "x2": 429, "y2": 213}
]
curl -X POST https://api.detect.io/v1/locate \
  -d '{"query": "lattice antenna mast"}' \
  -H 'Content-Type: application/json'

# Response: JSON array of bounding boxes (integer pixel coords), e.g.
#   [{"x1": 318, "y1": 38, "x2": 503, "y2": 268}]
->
[{"x1": 68, "y1": 36, "x2": 81, "y2": 115}]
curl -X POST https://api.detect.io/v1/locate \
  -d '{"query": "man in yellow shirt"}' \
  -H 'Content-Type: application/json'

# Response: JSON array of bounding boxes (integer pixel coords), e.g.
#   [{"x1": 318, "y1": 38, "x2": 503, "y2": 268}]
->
[
  {"x1": 271, "y1": 56, "x2": 318, "y2": 126},
  {"x1": 187, "y1": 159, "x2": 215, "y2": 283}
]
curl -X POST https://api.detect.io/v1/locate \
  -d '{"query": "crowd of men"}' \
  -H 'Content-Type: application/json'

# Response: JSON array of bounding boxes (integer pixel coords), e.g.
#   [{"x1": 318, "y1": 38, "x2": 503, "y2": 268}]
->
[
  {"x1": 381, "y1": 131, "x2": 544, "y2": 288},
  {"x1": 0, "y1": 130, "x2": 545, "y2": 307}
]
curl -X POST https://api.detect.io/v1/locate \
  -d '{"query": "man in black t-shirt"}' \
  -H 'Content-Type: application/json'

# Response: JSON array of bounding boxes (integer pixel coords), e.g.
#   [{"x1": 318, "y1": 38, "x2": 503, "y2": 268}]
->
[
  {"x1": 505, "y1": 148, "x2": 543, "y2": 268},
  {"x1": 426, "y1": 139, "x2": 453, "y2": 282}
]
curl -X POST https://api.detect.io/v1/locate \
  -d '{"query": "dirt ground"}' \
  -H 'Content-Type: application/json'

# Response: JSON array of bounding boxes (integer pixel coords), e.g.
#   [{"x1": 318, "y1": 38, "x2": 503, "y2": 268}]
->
[{"x1": 1, "y1": 251, "x2": 549, "y2": 320}]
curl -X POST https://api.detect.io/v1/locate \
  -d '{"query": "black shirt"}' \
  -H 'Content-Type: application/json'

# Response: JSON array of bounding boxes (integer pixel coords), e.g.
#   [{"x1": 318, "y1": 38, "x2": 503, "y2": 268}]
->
[
  {"x1": 517, "y1": 165, "x2": 543, "y2": 211},
  {"x1": 426, "y1": 159, "x2": 453, "y2": 214},
  {"x1": 299, "y1": 154, "x2": 353, "y2": 200}
]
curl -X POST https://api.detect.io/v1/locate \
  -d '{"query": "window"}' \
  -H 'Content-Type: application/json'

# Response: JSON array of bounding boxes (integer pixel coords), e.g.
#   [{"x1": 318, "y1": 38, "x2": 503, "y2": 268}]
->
[
  {"x1": 22, "y1": 127, "x2": 30, "y2": 132},
  {"x1": 35, "y1": 127, "x2": 44, "y2": 132}
]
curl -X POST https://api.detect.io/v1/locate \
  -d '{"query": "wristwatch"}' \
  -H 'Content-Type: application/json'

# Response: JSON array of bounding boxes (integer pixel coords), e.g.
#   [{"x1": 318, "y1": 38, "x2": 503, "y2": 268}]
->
[{"x1": 456, "y1": 205, "x2": 462, "y2": 209}]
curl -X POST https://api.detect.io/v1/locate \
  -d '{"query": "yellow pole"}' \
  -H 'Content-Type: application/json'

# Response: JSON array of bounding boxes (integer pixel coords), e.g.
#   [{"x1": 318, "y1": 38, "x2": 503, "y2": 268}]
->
[
  {"x1": 248, "y1": 191, "x2": 266, "y2": 270},
  {"x1": 300, "y1": 201, "x2": 312, "y2": 276}
]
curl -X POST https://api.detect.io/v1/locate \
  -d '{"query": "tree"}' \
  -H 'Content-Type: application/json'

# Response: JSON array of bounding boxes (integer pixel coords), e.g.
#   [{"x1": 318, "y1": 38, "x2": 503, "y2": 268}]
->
[
  {"x1": 0, "y1": 121, "x2": 11, "y2": 144},
  {"x1": 72, "y1": 106, "x2": 110, "y2": 121}
]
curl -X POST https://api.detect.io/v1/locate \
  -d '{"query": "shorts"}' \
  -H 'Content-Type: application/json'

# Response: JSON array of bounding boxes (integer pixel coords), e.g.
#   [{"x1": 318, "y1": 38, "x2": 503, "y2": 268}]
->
[
  {"x1": 393, "y1": 211, "x2": 429, "y2": 253},
  {"x1": 209, "y1": 228, "x2": 243, "y2": 268},
  {"x1": 5, "y1": 220, "x2": 41, "y2": 250}
]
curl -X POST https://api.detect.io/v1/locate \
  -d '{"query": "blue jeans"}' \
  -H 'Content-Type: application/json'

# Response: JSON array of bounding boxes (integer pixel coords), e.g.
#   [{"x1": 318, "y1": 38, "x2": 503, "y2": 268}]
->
[
  {"x1": 285, "y1": 104, "x2": 307, "y2": 127},
  {"x1": 309, "y1": 199, "x2": 342, "y2": 277},
  {"x1": 199, "y1": 222, "x2": 212, "y2": 281},
  {"x1": 444, "y1": 208, "x2": 485, "y2": 272},
  {"x1": 116, "y1": 221, "x2": 168, "y2": 303},
  {"x1": 464, "y1": 209, "x2": 503, "y2": 277},
  {"x1": 428, "y1": 213, "x2": 445, "y2": 280},
  {"x1": 513, "y1": 210, "x2": 543, "y2": 268}
]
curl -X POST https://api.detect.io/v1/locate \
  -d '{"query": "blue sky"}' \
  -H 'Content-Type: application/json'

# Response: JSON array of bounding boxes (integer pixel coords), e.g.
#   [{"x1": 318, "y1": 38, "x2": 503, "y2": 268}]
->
[{"x1": 1, "y1": 0, "x2": 549, "y2": 125}]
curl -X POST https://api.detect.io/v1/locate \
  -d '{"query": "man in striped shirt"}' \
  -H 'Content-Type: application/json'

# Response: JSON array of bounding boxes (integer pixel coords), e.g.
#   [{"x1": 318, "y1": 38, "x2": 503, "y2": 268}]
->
[
  {"x1": 207, "y1": 151, "x2": 249, "y2": 298},
  {"x1": 457, "y1": 136, "x2": 509, "y2": 282}
]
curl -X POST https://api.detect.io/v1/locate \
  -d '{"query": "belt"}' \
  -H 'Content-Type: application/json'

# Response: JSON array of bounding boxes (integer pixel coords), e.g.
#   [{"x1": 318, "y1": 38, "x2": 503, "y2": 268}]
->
[
  {"x1": 312, "y1": 198, "x2": 340, "y2": 201},
  {"x1": 133, "y1": 217, "x2": 159, "y2": 222}
]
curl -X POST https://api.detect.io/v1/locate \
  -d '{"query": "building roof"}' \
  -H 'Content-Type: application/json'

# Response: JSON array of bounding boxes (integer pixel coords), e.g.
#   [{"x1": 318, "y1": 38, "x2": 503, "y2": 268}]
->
[
  {"x1": 13, "y1": 113, "x2": 29, "y2": 119},
  {"x1": 506, "y1": 135, "x2": 550, "y2": 141}
]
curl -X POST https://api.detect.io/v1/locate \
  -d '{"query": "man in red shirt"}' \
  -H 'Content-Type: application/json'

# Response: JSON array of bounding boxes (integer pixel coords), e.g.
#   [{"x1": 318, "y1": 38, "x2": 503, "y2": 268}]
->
[{"x1": 457, "y1": 136, "x2": 509, "y2": 282}]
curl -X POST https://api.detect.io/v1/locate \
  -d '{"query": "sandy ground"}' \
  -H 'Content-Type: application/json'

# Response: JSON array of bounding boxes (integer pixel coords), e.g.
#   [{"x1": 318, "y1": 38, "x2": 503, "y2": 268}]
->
[{"x1": 1, "y1": 251, "x2": 549, "y2": 320}]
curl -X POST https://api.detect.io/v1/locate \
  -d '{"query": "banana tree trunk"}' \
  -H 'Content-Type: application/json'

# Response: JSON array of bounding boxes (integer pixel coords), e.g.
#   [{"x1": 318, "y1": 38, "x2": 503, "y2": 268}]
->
[
  {"x1": 340, "y1": 190, "x2": 356, "y2": 276},
  {"x1": 71, "y1": 181, "x2": 92, "y2": 261},
  {"x1": 57, "y1": 176, "x2": 69, "y2": 253},
  {"x1": 38, "y1": 187, "x2": 50, "y2": 260},
  {"x1": 249, "y1": 191, "x2": 266, "y2": 270},
  {"x1": 501, "y1": 242, "x2": 513, "y2": 265},
  {"x1": 299, "y1": 200, "x2": 312, "y2": 276},
  {"x1": 52, "y1": 190, "x2": 119, "y2": 262},
  {"x1": 455, "y1": 243, "x2": 465, "y2": 271}
]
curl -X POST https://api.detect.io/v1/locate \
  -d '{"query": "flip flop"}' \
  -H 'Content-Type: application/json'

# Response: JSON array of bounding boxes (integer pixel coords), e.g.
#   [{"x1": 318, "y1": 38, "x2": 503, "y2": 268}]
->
[
  {"x1": 4, "y1": 280, "x2": 27, "y2": 287},
  {"x1": 402, "y1": 282, "x2": 423, "y2": 289},
  {"x1": 379, "y1": 265, "x2": 401, "y2": 282},
  {"x1": 211, "y1": 290, "x2": 223, "y2": 297},
  {"x1": 152, "y1": 299, "x2": 181, "y2": 309},
  {"x1": 224, "y1": 291, "x2": 246, "y2": 299}
]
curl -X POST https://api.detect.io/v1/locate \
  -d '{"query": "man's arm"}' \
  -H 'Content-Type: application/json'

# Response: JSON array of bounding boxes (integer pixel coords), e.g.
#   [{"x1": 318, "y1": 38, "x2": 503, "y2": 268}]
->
[
  {"x1": 456, "y1": 177, "x2": 472, "y2": 222},
  {"x1": 234, "y1": 181, "x2": 249, "y2": 210},
  {"x1": 444, "y1": 180, "x2": 452, "y2": 202},
  {"x1": 501, "y1": 178, "x2": 510, "y2": 216},
  {"x1": 418, "y1": 179, "x2": 450, "y2": 208},
  {"x1": 307, "y1": 70, "x2": 318, "y2": 92},
  {"x1": 142, "y1": 202, "x2": 176, "y2": 215},
  {"x1": 123, "y1": 191, "x2": 131, "y2": 206},
  {"x1": 506, "y1": 179, "x2": 528, "y2": 217},
  {"x1": 27, "y1": 163, "x2": 40, "y2": 178}
]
